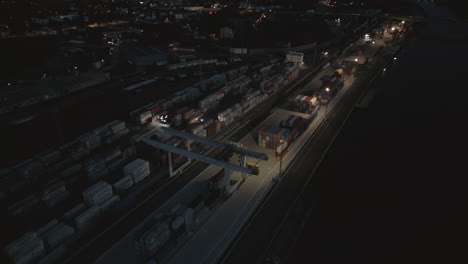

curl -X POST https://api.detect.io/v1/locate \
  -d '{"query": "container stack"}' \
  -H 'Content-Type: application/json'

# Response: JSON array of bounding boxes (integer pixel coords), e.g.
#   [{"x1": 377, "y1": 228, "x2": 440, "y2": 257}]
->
[
  {"x1": 41, "y1": 222, "x2": 75, "y2": 249},
  {"x1": 171, "y1": 215, "x2": 186, "y2": 241},
  {"x1": 135, "y1": 222, "x2": 171, "y2": 257},
  {"x1": 60, "y1": 163, "x2": 82, "y2": 180},
  {"x1": 63, "y1": 203, "x2": 86, "y2": 222},
  {"x1": 258, "y1": 126, "x2": 292, "y2": 151},
  {"x1": 77, "y1": 132, "x2": 101, "y2": 151},
  {"x1": 99, "y1": 195, "x2": 120, "y2": 214},
  {"x1": 60, "y1": 140, "x2": 89, "y2": 161},
  {"x1": 218, "y1": 108, "x2": 235, "y2": 127},
  {"x1": 40, "y1": 181, "x2": 70, "y2": 207},
  {"x1": 183, "y1": 87, "x2": 201, "y2": 101},
  {"x1": 113, "y1": 175, "x2": 134, "y2": 194},
  {"x1": 280, "y1": 115, "x2": 306, "y2": 131},
  {"x1": 82, "y1": 181, "x2": 114, "y2": 206},
  {"x1": 260, "y1": 74, "x2": 284, "y2": 93},
  {"x1": 205, "y1": 122, "x2": 218, "y2": 138},
  {"x1": 209, "y1": 169, "x2": 225, "y2": 191},
  {"x1": 199, "y1": 73, "x2": 227, "y2": 92},
  {"x1": 130, "y1": 107, "x2": 153, "y2": 125},
  {"x1": 83, "y1": 155, "x2": 108, "y2": 181},
  {"x1": 284, "y1": 65, "x2": 300, "y2": 81},
  {"x1": 8, "y1": 194, "x2": 40, "y2": 216},
  {"x1": 101, "y1": 120, "x2": 129, "y2": 144},
  {"x1": 15, "y1": 160, "x2": 45, "y2": 184},
  {"x1": 3, "y1": 232, "x2": 46, "y2": 264},
  {"x1": 36, "y1": 150, "x2": 62, "y2": 167},
  {"x1": 182, "y1": 208, "x2": 194, "y2": 232},
  {"x1": 124, "y1": 159, "x2": 150, "y2": 183},
  {"x1": 293, "y1": 95, "x2": 320, "y2": 114},
  {"x1": 74, "y1": 206, "x2": 101, "y2": 232}
]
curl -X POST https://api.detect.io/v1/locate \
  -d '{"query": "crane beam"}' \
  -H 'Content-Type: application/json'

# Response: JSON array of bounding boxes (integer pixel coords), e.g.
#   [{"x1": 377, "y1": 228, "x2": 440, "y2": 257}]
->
[{"x1": 141, "y1": 138, "x2": 252, "y2": 174}]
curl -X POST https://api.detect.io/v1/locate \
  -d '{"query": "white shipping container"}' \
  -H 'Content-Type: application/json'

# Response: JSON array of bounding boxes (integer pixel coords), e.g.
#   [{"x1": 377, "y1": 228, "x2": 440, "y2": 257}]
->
[
  {"x1": 40, "y1": 182, "x2": 66, "y2": 201},
  {"x1": 8, "y1": 195, "x2": 40, "y2": 216},
  {"x1": 183, "y1": 208, "x2": 194, "y2": 231},
  {"x1": 64, "y1": 203, "x2": 87, "y2": 221},
  {"x1": 99, "y1": 195, "x2": 120, "y2": 214},
  {"x1": 71, "y1": 149, "x2": 90, "y2": 161},
  {"x1": 75, "y1": 206, "x2": 100, "y2": 232},
  {"x1": 36, "y1": 150, "x2": 62, "y2": 167},
  {"x1": 113, "y1": 175, "x2": 134, "y2": 193},
  {"x1": 42, "y1": 223, "x2": 75, "y2": 249},
  {"x1": 4, "y1": 232, "x2": 45, "y2": 263},
  {"x1": 36, "y1": 219, "x2": 59, "y2": 237},
  {"x1": 132, "y1": 167, "x2": 150, "y2": 183},
  {"x1": 87, "y1": 167, "x2": 108, "y2": 182},
  {"x1": 92, "y1": 125, "x2": 112, "y2": 139},
  {"x1": 171, "y1": 216, "x2": 185, "y2": 230},
  {"x1": 60, "y1": 164, "x2": 82, "y2": 178},
  {"x1": 107, "y1": 120, "x2": 126, "y2": 134},
  {"x1": 44, "y1": 190, "x2": 70, "y2": 208},
  {"x1": 78, "y1": 133, "x2": 101, "y2": 150},
  {"x1": 83, "y1": 181, "x2": 113, "y2": 206},
  {"x1": 124, "y1": 159, "x2": 149, "y2": 175}
]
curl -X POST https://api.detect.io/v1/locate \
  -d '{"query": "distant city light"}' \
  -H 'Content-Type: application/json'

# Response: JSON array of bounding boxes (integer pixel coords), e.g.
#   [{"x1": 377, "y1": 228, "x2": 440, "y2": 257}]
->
[
  {"x1": 391, "y1": 27, "x2": 395, "y2": 31},
  {"x1": 325, "y1": 87, "x2": 330, "y2": 92},
  {"x1": 355, "y1": 58, "x2": 358, "y2": 62},
  {"x1": 394, "y1": 57, "x2": 397, "y2": 60},
  {"x1": 402, "y1": 21, "x2": 405, "y2": 24}
]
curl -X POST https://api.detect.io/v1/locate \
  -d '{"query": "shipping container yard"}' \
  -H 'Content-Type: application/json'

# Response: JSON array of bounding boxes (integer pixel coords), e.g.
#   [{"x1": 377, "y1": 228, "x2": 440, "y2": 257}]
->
[
  {"x1": 0, "y1": 13, "x2": 404, "y2": 264},
  {"x1": 1, "y1": 43, "x2": 368, "y2": 264}
]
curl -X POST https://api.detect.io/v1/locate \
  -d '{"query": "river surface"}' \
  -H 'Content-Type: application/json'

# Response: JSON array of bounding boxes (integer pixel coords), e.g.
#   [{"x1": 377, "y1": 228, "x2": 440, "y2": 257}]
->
[{"x1": 288, "y1": 2, "x2": 467, "y2": 264}]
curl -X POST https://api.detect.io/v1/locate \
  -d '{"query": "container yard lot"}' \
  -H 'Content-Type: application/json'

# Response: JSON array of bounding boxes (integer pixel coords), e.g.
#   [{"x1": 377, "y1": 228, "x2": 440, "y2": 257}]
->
[
  {"x1": 1, "y1": 18, "x2": 384, "y2": 264},
  {"x1": 90, "y1": 33, "x2": 388, "y2": 264},
  {"x1": 222, "y1": 35, "x2": 401, "y2": 264},
  {"x1": 50, "y1": 47, "x2": 331, "y2": 264}
]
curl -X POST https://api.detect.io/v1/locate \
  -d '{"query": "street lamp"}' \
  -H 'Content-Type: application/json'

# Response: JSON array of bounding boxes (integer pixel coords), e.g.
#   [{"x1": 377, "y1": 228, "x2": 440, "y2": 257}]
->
[{"x1": 325, "y1": 88, "x2": 330, "y2": 118}]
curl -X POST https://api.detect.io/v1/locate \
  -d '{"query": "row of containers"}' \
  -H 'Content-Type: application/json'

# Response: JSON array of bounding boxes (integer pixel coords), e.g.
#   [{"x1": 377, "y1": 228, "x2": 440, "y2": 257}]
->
[
  {"x1": 133, "y1": 168, "x2": 229, "y2": 262},
  {"x1": 127, "y1": 63, "x2": 302, "y2": 171},
  {"x1": 129, "y1": 62, "x2": 300, "y2": 130},
  {"x1": 2, "y1": 120, "x2": 134, "y2": 217},
  {"x1": 129, "y1": 65, "x2": 251, "y2": 126},
  {"x1": 1, "y1": 58, "x2": 299, "y2": 263},
  {"x1": 2, "y1": 159, "x2": 151, "y2": 264},
  {"x1": 258, "y1": 114, "x2": 316, "y2": 160}
]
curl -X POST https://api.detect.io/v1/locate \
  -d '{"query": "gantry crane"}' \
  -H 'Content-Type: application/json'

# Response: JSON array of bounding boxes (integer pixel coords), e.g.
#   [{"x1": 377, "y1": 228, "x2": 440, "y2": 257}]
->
[{"x1": 137, "y1": 126, "x2": 268, "y2": 194}]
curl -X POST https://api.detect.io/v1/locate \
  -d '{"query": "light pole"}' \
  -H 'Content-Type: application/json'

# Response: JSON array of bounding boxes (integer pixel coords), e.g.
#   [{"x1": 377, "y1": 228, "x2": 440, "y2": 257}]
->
[{"x1": 324, "y1": 87, "x2": 330, "y2": 119}]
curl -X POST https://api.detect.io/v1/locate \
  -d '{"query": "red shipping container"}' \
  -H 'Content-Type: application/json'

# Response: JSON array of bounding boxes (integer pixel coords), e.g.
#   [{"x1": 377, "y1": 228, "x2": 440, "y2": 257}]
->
[
  {"x1": 206, "y1": 122, "x2": 217, "y2": 138},
  {"x1": 148, "y1": 105, "x2": 163, "y2": 116}
]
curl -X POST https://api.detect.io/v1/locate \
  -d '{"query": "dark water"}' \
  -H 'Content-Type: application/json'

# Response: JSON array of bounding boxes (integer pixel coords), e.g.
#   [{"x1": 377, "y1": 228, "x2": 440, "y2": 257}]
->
[{"x1": 290, "y1": 4, "x2": 467, "y2": 264}]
